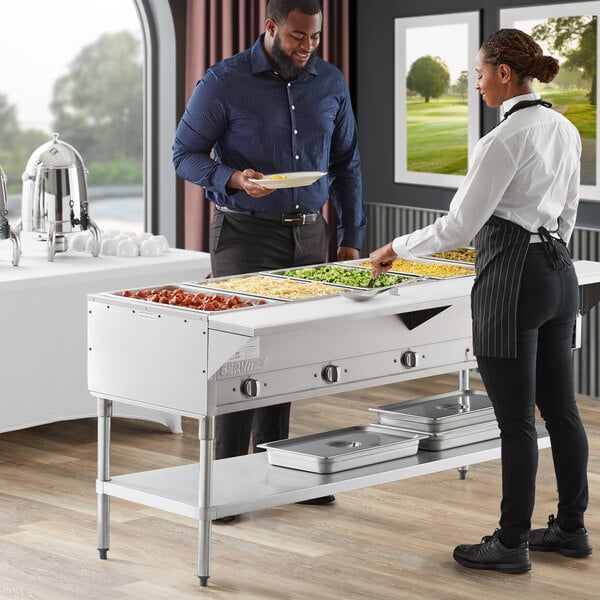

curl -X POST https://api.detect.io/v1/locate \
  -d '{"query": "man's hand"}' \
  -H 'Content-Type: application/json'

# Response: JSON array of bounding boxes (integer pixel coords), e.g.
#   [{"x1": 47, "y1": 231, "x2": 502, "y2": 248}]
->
[
  {"x1": 337, "y1": 246, "x2": 360, "y2": 261},
  {"x1": 227, "y1": 169, "x2": 274, "y2": 198}
]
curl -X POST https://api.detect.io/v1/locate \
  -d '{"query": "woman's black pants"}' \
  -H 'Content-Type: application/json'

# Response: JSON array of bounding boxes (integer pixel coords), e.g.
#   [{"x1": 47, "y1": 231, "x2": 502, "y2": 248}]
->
[{"x1": 476, "y1": 243, "x2": 588, "y2": 547}]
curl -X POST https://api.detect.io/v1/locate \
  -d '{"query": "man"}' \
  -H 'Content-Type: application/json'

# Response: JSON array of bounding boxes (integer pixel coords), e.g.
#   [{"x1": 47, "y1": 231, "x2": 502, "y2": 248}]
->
[{"x1": 172, "y1": 0, "x2": 366, "y2": 519}]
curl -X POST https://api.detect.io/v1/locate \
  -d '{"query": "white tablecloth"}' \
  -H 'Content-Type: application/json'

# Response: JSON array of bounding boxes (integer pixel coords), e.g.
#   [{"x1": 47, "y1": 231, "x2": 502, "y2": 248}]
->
[{"x1": 0, "y1": 241, "x2": 210, "y2": 433}]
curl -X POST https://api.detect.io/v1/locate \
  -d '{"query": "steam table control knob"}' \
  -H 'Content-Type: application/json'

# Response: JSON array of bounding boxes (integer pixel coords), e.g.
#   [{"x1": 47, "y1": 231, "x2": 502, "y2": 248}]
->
[
  {"x1": 401, "y1": 350, "x2": 417, "y2": 369},
  {"x1": 322, "y1": 364, "x2": 341, "y2": 384},
  {"x1": 241, "y1": 378, "x2": 259, "y2": 397}
]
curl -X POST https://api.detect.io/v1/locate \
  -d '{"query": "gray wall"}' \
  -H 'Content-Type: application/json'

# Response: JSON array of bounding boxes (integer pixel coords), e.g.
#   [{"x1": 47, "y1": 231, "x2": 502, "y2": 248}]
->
[{"x1": 355, "y1": 0, "x2": 600, "y2": 230}]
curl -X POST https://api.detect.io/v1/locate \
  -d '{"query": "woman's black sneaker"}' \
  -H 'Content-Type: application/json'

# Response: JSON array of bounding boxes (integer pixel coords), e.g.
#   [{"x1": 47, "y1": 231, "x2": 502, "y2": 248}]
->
[
  {"x1": 453, "y1": 530, "x2": 531, "y2": 574},
  {"x1": 529, "y1": 515, "x2": 592, "y2": 558}
]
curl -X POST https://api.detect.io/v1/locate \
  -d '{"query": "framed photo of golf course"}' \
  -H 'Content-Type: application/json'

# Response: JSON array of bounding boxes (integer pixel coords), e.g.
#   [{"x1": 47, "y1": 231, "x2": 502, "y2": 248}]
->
[
  {"x1": 501, "y1": 2, "x2": 600, "y2": 201},
  {"x1": 394, "y1": 12, "x2": 480, "y2": 188}
]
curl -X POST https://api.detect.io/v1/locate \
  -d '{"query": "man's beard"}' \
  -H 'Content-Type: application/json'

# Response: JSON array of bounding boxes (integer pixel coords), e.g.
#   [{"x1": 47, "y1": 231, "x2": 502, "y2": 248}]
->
[{"x1": 271, "y1": 33, "x2": 316, "y2": 80}]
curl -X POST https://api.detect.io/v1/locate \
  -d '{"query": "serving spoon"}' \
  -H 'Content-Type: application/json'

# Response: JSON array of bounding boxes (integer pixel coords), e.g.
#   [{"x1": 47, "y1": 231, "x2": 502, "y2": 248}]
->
[{"x1": 345, "y1": 261, "x2": 394, "y2": 300}]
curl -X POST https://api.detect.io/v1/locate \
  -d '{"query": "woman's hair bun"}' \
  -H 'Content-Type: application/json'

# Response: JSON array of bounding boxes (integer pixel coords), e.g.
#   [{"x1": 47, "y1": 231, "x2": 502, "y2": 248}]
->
[{"x1": 532, "y1": 55, "x2": 560, "y2": 83}]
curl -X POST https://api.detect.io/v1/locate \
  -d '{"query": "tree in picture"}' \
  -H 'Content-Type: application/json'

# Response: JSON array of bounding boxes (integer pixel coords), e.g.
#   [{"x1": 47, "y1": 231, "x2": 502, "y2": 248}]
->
[
  {"x1": 532, "y1": 16, "x2": 596, "y2": 104},
  {"x1": 407, "y1": 55, "x2": 450, "y2": 103},
  {"x1": 454, "y1": 71, "x2": 469, "y2": 103},
  {"x1": 405, "y1": 55, "x2": 468, "y2": 175},
  {"x1": 528, "y1": 16, "x2": 596, "y2": 185}
]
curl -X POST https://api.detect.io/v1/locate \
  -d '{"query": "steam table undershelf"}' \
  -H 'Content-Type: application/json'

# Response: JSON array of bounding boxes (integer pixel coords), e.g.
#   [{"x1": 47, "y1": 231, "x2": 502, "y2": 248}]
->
[{"x1": 100, "y1": 428, "x2": 550, "y2": 521}]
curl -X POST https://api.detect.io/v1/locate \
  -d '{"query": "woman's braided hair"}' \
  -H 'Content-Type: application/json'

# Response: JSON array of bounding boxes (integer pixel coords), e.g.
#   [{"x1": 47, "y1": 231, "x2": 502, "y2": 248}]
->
[{"x1": 481, "y1": 28, "x2": 559, "y2": 84}]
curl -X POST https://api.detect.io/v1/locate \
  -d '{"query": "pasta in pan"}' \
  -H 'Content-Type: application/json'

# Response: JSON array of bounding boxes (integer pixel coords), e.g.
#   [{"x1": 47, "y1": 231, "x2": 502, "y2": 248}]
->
[{"x1": 201, "y1": 275, "x2": 342, "y2": 299}]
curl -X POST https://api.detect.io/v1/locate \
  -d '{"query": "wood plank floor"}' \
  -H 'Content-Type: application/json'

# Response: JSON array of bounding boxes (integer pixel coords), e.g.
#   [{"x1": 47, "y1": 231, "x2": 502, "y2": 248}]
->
[{"x1": 0, "y1": 373, "x2": 598, "y2": 599}]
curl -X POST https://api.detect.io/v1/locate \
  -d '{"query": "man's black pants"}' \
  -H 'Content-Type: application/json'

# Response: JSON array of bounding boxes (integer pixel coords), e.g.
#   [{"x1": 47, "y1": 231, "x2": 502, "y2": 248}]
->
[{"x1": 210, "y1": 209, "x2": 329, "y2": 459}]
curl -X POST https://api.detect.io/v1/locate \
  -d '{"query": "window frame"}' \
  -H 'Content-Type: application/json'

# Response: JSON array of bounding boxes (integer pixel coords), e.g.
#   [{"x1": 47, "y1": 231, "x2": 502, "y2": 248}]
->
[
  {"x1": 500, "y1": 1, "x2": 600, "y2": 201},
  {"x1": 135, "y1": 0, "x2": 178, "y2": 243},
  {"x1": 394, "y1": 11, "x2": 481, "y2": 189}
]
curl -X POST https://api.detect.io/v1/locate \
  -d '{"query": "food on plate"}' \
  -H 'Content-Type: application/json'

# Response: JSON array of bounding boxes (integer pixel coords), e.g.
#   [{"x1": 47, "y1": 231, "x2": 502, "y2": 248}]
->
[
  {"x1": 201, "y1": 275, "x2": 343, "y2": 299},
  {"x1": 268, "y1": 174, "x2": 288, "y2": 180},
  {"x1": 121, "y1": 287, "x2": 265, "y2": 311},
  {"x1": 428, "y1": 248, "x2": 476, "y2": 263},
  {"x1": 359, "y1": 258, "x2": 474, "y2": 278},
  {"x1": 284, "y1": 265, "x2": 410, "y2": 287}
]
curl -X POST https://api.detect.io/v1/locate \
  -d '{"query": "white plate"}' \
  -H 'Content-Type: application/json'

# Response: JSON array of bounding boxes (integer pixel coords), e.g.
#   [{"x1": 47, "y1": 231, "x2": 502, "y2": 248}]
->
[{"x1": 249, "y1": 171, "x2": 327, "y2": 189}]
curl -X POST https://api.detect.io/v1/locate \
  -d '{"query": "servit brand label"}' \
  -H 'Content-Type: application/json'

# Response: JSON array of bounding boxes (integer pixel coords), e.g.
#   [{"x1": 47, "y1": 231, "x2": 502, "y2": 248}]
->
[
  {"x1": 219, "y1": 358, "x2": 267, "y2": 377},
  {"x1": 219, "y1": 338, "x2": 265, "y2": 376}
]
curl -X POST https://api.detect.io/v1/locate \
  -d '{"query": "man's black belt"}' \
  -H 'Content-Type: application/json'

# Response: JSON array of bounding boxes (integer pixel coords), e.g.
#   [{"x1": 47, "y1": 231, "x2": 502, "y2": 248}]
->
[{"x1": 216, "y1": 205, "x2": 319, "y2": 226}]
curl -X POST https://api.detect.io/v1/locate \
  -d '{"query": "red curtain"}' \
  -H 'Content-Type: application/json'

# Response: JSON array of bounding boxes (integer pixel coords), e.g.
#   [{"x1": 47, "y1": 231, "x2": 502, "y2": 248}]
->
[{"x1": 183, "y1": 0, "x2": 352, "y2": 253}]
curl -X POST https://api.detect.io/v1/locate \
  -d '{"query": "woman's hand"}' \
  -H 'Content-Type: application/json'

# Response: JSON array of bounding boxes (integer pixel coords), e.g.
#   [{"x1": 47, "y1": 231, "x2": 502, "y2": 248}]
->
[{"x1": 369, "y1": 242, "x2": 396, "y2": 277}]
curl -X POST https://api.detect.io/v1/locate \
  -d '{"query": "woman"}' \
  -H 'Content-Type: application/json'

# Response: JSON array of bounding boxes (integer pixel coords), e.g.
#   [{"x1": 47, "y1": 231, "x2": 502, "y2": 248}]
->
[{"x1": 370, "y1": 29, "x2": 592, "y2": 574}]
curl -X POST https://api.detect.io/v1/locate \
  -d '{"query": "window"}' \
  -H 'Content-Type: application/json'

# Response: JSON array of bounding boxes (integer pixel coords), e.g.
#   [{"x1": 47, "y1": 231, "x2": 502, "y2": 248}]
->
[
  {"x1": 501, "y1": 2, "x2": 600, "y2": 201},
  {"x1": 394, "y1": 12, "x2": 480, "y2": 188},
  {"x1": 0, "y1": 0, "x2": 145, "y2": 234}
]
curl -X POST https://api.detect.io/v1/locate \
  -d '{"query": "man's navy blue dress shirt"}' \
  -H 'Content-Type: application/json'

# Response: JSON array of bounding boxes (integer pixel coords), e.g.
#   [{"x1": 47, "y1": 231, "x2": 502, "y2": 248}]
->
[{"x1": 172, "y1": 35, "x2": 366, "y2": 250}]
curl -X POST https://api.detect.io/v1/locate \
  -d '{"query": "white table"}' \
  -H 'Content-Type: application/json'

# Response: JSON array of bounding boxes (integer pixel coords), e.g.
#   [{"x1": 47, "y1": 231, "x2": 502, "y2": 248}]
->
[{"x1": 0, "y1": 240, "x2": 210, "y2": 433}]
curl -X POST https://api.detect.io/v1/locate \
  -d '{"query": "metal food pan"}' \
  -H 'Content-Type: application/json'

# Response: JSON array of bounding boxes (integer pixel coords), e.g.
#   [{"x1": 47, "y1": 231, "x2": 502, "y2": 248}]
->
[
  {"x1": 257, "y1": 424, "x2": 425, "y2": 473},
  {"x1": 339, "y1": 258, "x2": 475, "y2": 279},
  {"x1": 424, "y1": 247, "x2": 476, "y2": 266},
  {"x1": 103, "y1": 283, "x2": 281, "y2": 314},
  {"x1": 264, "y1": 263, "x2": 418, "y2": 290},
  {"x1": 370, "y1": 390, "x2": 494, "y2": 433},
  {"x1": 185, "y1": 274, "x2": 345, "y2": 301},
  {"x1": 419, "y1": 420, "x2": 500, "y2": 451},
  {"x1": 377, "y1": 420, "x2": 499, "y2": 451}
]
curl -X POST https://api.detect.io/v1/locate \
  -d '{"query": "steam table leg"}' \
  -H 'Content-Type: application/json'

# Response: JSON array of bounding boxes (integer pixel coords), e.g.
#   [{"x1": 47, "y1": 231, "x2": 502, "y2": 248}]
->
[
  {"x1": 197, "y1": 416, "x2": 214, "y2": 587},
  {"x1": 457, "y1": 370, "x2": 470, "y2": 480},
  {"x1": 97, "y1": 398, "x2": 112, "y2": 559}
]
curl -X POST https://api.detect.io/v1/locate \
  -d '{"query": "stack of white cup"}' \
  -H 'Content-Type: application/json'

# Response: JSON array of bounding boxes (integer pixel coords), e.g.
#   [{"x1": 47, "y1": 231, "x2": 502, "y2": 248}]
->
[{"x1": 70, "y1": 230, "x2": 170, "y2": 257}]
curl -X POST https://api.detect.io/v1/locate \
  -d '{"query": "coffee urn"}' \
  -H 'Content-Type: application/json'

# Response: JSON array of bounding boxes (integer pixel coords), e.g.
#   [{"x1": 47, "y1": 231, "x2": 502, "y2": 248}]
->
[
  {"x1": 19, "y1": 133, "x2": 100, "y2": 261},
  {"x1": 0, "y1": 165, "x2": 21, "y2": 266}
]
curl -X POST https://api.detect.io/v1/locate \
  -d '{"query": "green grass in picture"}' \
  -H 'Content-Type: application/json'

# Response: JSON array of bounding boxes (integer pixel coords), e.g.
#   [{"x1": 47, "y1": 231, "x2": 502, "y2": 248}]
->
[
  {"x1": 535, "y1": 88, "x2": 596, "y2": 139},
  {"x1": 533, "y1": 86, "x2": 596, "y2": 186},
  {"x1": 406, "y1": 95, "x2": 468, "y2": 175},
  {"x1": 406, "y1": 89, "x2": 596, "y2": 178}
]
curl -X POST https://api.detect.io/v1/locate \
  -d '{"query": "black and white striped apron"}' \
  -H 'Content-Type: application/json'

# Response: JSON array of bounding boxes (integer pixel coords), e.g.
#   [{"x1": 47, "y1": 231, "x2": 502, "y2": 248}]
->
[
  {"x1": 471, "y1": 215, "x2": 572, "y2": 357},
  {"x1": 471, "y1": 215, "x2": 531, "y2": 358},
  {"x1": 471, "y1": 97, "x2": 557, "y2": 358}
]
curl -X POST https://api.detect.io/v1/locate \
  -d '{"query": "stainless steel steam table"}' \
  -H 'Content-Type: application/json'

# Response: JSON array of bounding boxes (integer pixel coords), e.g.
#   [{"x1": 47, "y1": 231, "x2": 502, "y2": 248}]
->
[{"x1": 87, "y1": 260, "x2": 600, "y2": 586}]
